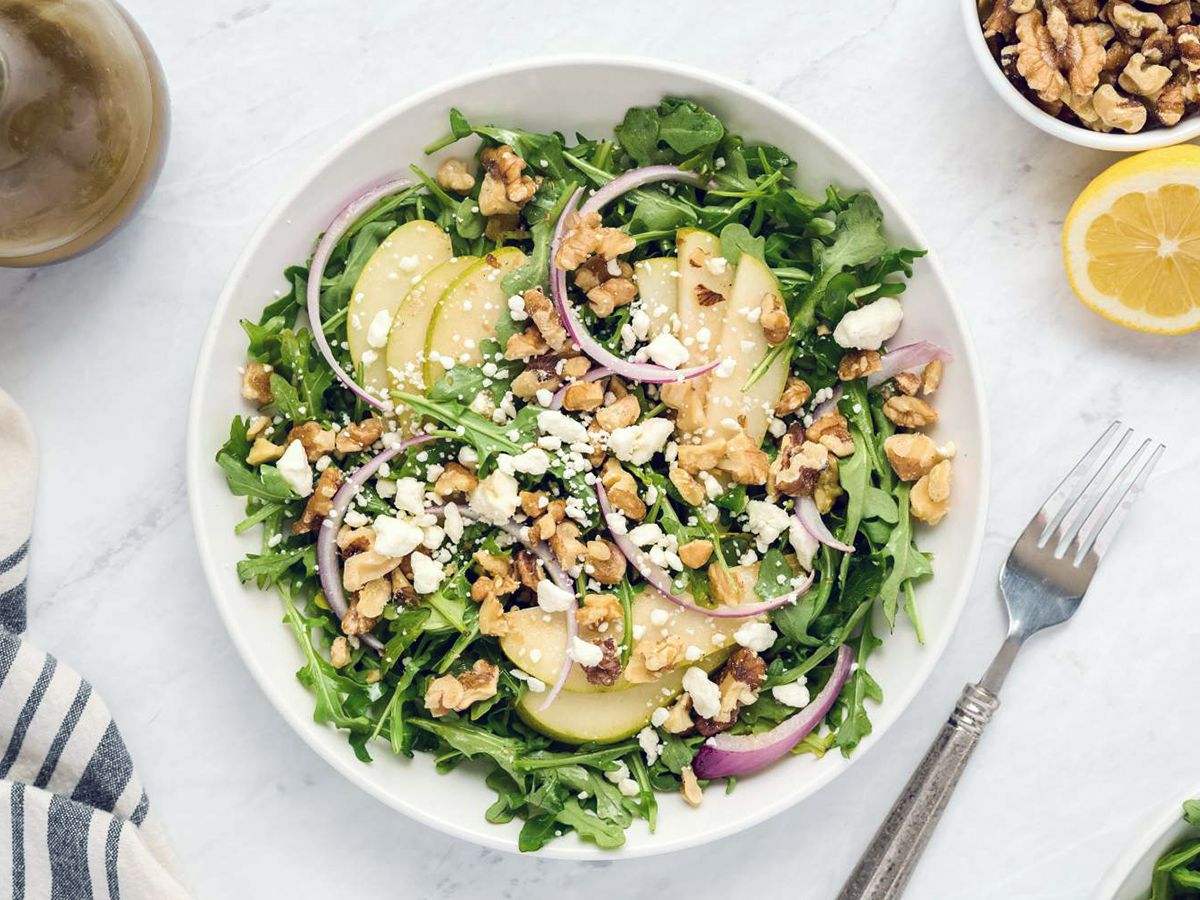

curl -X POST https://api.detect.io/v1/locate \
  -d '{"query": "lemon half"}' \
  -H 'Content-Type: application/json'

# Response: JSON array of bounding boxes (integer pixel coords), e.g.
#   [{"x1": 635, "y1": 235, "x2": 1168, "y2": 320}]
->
[{"x1": 1063, "y1": 145, "x2": 1200, "y2": 334}]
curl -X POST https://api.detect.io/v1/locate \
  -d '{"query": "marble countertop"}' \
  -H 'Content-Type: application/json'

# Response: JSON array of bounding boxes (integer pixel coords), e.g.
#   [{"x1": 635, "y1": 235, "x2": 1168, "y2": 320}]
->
[{"x1": 1, "y1": 1, "x2": 1197, "y2": 897}]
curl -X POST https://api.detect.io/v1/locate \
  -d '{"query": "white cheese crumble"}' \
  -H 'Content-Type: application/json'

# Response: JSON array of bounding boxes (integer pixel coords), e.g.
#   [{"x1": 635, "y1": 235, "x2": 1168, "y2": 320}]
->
[
  {"x1": 627, "y1": 522, "x2": 664, "y2": 547},
  {"x1": 608, "y1": 417, "x2": 673, "y2": 465},
  {"x1": 409, "y1": 551, "x2": 445, "y2": 594},
  {"x1": 649, "y1": 607, "x2": 670, "y2": 627},
  {"x1": 645, "y1": 333, "x2": 690, "y2": 370},
  {"x1": 373, "y1": 515, "x2": 423, "y2": 558},
  {"x1": 570, "y1": 636, "x2": 603, "y2": 667},
  {"x1": 772, "y1": 678, "x2": 811, "y2": 708},
  {"x1": 682, "y1": 667, "x2": 721, "y2": 719},
  {"x1": 469, "y1": 470, "x2": 520, "y2": 525},
  {"x1": 392, "y1": 477, "x2": 425, "y2": 517},
  {"x1": 366, "y1": 309, "x2": 392, "y2": 349},
  {"x1": 637, "y1": 726, "x2": 663, "y2": 765},
  {"x1": 832, "y1": 297, "x2": 904, "y2": 350},
  {"x1": 650, "y1": 707, "x2": 670, "y2": 727},
  {"x1": 500, "y1": 448, "x2": 551, "y2": 476},
  {"x1": 276, "y1": 440, "x2": 313, "y2": 497},
  {"x1": 733, "y1": 621, "x2": 778, "y2": 653},
  {"x1": 745, "y1": 500, "x2": 791, "y2": 552},
  {"x1": 789, "y1": 519, "x2": 819, "y2": 571},
  {"x1": 537, "y1": 409, "x2": 589, "y2": 445},
  {"x1": 536, "y1": 580, "x2": 575, "y2": 613},
  {"x1": 442, "y1": 503, "x2": 463, "y2": 543}
]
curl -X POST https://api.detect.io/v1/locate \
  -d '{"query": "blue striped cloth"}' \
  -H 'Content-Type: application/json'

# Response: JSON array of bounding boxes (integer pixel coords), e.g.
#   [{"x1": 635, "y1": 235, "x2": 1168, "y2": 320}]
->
[{"x1": 0, "y1": 389, "x2": 187, "y2": 899}]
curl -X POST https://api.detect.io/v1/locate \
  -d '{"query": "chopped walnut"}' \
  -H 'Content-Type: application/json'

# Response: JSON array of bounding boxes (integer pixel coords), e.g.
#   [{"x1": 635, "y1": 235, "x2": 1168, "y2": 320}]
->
[
  {"x1": 911, "y1": 460, "x2": 952, "y2": 525},
  {"x1": 514, "y1": 550, "x2": 544, "y2": 591},
  {"x1": 921, "y1": 360, "x2": 943, "y2": 395},
  {"x1": 293, "y1": 466, "x2": 342, "y2": 533},
  {"x1": 1178, "y1": 25, "x2": 1200, "y2": 70},
  {"x1": 677, "y1": 438, "x2": 727, "y2": 474},
  {"x1": 342, "y1": 550, "x2": 402, "y2": 593},
  {"x1": 511, "y1": 354, "x2": 562, "y2": 400},
  {"x1": 884, "y1": 433, "x2": 942, "y2": 482},
  {"x1": 582, "y1": 638, "x2": 622, "y2": 687},
  {"x1": 680, "y1": 766, "x2": 704, "y2": 808},
  {"x1": 595, "y1": 395, "x2": 640, "y2": 432},
  {"x1": 335, "y1": 418, "x2": 384, "y2": 455},
  {"x1": 391, "y1": 568, "x2": 420, "y2": 606},
  {"x1": 600, "y1": 458, "x2": 647, "y2": 520},
  {"x1": 1157, "y1": 72, "x2": 1190, "y2": 124},
  {"x1": 774, "y1": 376, "x2": 813, "y2": 417},
  {"x1": 563, "y1": 381, "x2": 605, "y2": 412},
  {"x1": 678, "y1": 539, "x2": 714, "y2": 569},
  {"x1": 1110, "y1": 3, "x2": 1166, "y2": 40},
  {"x1": 330, "y1": 636, "x2": 351, "y2": 668},
  {"x1": 717, "y1": 429, "x2": 769, "y2": 485},
  {"x1": 814, "y1": 457, "x2": 843, "y2": 515},
  {"x1": 1093, "y1": 83, "x2": 1149, "y2": 131},
  {"x1": 983, "y1": 0, "x2": 1037, "y2": 37},
  {"x1": 549, "y1": 521, "x2": 586, "y2": 569},
  {"x1": 694, "y1": 648, "x2": 767, "y2": 735},
  {"x1": 424, "y1": 660, "x2": 500, "y2": 717},
  {"x1": 478, "y1": 593, "x2": 509, "y2": 637},
  {"x1": 807, "y1": 412, "x2": 855, "y2": 457},
  {"x1": 587, "y1": 276, "x2": 638, "y2": 319},
  {"x1": 1140, "y1": 30, "x2": 1176, "y2": 64},
  {"x1": 585, "y1": 539, "x2": 626, "y2": 585},
  {"x1": 1063, "y1": 0, "x2": 1100, "y2": 21},
  {"x1": 893, "y1": 371, "x2": 922, "y2": 396},
  {"x1": 504, "y1": 326, "x2": 549, "y2": 361},
  {"x1": 669, "y1": 466, "x2": 705, "y2": 507},
  {"x1": 882, "y1": 395, "x2": 939, "y2": 429},
  {"x1": 355, "y1": 576, "x2": 391, "y2": 619},
  {"x1": 1158, "y1": 2, "x2": 1192, "y2": 30},
  {"x1": 625, "y1": 636, "x2": 683, "y2": 683},
  {"x1": 336, "y1": 525, "x2": 374, "y2": 555},
  {"x1": 246, "y1": 437, "x2": 284, "y2": 466},
  {"x1": 523, "y1": 288, "x2": 569, "y2": 352},
  {"x1": 663, "y1": 695, "x2": 694, "y2": 734},
  {"x1": 1119, "y1": 52, "x2": 1173, "y2": 95},
  {"x1": 241, "y1": 362, "x2": 274, "y2": 405},
  {"x1": 707, "y1": 563, "x2": 745, "y2": 607},
  {"x1": 479, "y1": 145, "x2": 538, "y2": 215},
  {"x1": 554, "y1": 210, "x2": 634, "y2": 271},
  {"x1": 771, "y1": 425, "x2": 830, "y2": 497},
  {"x1": 436, "y1": 158, "x2": 475, "y2": 193},
  {"x1": 838, "y1": 349, "x2": 882, "y2": 381},
  {"x1": 760, "y1": 292, "x2": 790, "y2": 346},
  {"x1": 287, "y1": 422, "x2": 337, "y2": 462},
  {"x1": 576, "y1": 593, "x2": 622, "y2": 635},
  {"x1": 561, "y1": 356, "x2": 591, "y2": 380},
  {"x1": 660, "y1": 381, "x2": 706, "y2": 433},
  {"x1": 340, "y1": 599, "x2": 379, "y2": 637},
  {"x1": 246, "y1": 415, "x2": 271, "y2": 439},
  {"x1": 694, "y1": 284, "x2": 725, "y2": 307},
  {"x1": 434, "y1": 462, "x2": 478, "y2": 497},
  {"x1": 474, "y1": 549, "x2": 512, "y2": 578}
]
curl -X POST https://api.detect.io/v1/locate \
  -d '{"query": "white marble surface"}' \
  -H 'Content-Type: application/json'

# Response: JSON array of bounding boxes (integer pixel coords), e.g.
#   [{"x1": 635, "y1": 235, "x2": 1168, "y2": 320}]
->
[{"x1": 1, "y1": 1, "x2": 1197, "y2": 897}]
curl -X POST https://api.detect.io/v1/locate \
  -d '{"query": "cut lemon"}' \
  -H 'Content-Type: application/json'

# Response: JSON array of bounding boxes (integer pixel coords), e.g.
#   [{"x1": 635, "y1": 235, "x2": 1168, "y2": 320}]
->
[{"x1": 1063, "y1": 145, "x2": 1200, "y2": 334}]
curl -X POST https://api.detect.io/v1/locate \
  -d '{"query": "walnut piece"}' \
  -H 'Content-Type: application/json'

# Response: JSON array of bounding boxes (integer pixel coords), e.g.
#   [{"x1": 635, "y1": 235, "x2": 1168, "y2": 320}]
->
[
  {"x1": 760, "y1": 292, "x2": 790, "y2": 345},
  {"x1": 771, "y1": 425, "x2": 829, "y2": 497},
  {"x1": 1178, "y1": 25, "x2": 1200, "y2": 71},
  {"x1": 241, "y1": 362, "x2": 273, "y2": 405},
  {"x1": 669, "y1": 466, "x2": 705, "y2": 506},
  {"x1": 922, "y1": 360, "x2": 943, "y2": 395},
  {"x1": 522, "y1": 288, "x2": 569, "y2": 352},
  {"x1": 595, "y1": 395, "x2": 640, "y2": 432},
  {"x1": 246, "y1": 437, "x2": 284, "y2": 466},
  {"x1": 694, "y1": 648, "x2": 766, "y2": 735},
  {"x1": 287, "y1": 421, "x2": 337, "y2": 462},
  {"x1": 424, "y1": 660, "x2": 500, "y2": 717},
  {"x1": 342, "y1": 550, "x2": 402, "y2": 593},
  {"x1": 1093, "y1": 83, "x2": 1149, "y2": 131},
  {"x1": 293, "y1": 466, "x2": 342, "y2": 534},
  {"x1": 678, "y1": 539, "x2": 714, "y2": 569},
  {"x1": 330, "y1": 636, "x2": 351, "y2": 669},
  {"x1": 774, "y1": 376, "x2": 813, "y2": 417},
  {"x1": 1110, "y1": 3, "x2": 1166, "y2": 40},
  {"x1": 434, "y1": 462, "x2": 478, "y2": 497},
  {"x1": 911, "y1": 460, "x2": 952, "y2": 525},
  {"x1": 549, "y1": 522, "x2": 586, "y2": 569},
  {"x1": 982, "y1": 0, "x2": 1037, "y2": 38},
  {"x1": 625, "y1": 636, "x2": 682, "y2": 683},
  {"x1": 436, "y1": 158, "x2": 475, "y2": 194},
  {"x1": 504, "y1": 326, "x2": 548, "y2": 361},
  {"x1": 553, "y1": 210, "x2": 634, "y2": 271},
  {"x1": 838, "y1": 349, "x2": 882, "y2": 381},
  {"x1": 563, "y1": 381, "x2": 604, "y2": 412},
  {"x1": 576, "y1": 593, "x2": 622, "y2": 635},
  {"x1": 680, "y1": 766, "x2": 704, "y2": 808},
  {"x1": 335, "y1": 418, "x2": 384, "y2": 455},
  {"x1": 807, "y1": 411, "x2": 855, "y2": 457},
  {"x1": 1119, "y1": 52, "x2": 1172, "y2": 96},
  {"x1": 662, "y1": 695, "x2": 694, "y2": 734},
  {"x1": 480, "y1": 145, "x2": 538, "y2": 212},
  {"x1": 882, "y1": 395, "x2": 939, "y2": 429},
  {"x1": 884, "y1": 433, "x2": 941, "y2": 482},
  {"x1": 717, "y1": 429, "x2": 770, "y2": 485},
  {"x1": 587, "y1": 276, "x2": 638, "y2": 318},
  {"x1": 677, "y1": 438, "x2": 727, "y2": 474},
  {"x1": 601, "y1": 458, "x2": 647, "y2": 520},
  {"x1": 585, "y1": 539, "x2": 626, "y2": 585}
]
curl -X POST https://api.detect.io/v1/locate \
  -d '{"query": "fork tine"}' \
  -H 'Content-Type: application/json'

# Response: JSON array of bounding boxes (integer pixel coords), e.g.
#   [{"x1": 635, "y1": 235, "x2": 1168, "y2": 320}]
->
[
  {"x1": 1072, "y1": 441, "x2": 1165, "y2": 564},
  {"x1": 1036, "y1": 421, "x2": 1129, "y2": 547},
  {"x1": 1053, "y1": 432, "x2": 1143, "y2": 556}
]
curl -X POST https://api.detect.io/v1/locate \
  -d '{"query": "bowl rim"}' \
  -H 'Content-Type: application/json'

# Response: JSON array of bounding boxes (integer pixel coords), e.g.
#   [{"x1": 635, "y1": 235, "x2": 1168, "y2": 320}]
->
[
  {"x1": 1095, "y1": 786, "x2": 1200, "y2": 898},
  {"x1": 959, "y1": 0, "x2": 1200, "y2": 152},
  {"x1": 185, "y1": 53, "x2": 992, "y2": 859}
]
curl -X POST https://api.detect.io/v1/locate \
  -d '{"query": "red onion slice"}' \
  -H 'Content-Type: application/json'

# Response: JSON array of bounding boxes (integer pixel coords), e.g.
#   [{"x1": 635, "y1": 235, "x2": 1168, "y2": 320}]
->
[
  {"x1": 692, "y1": 643, "x2": 854, "y2": 779},
  {"x1": 866, "y1": 341, "x2": 951, "y2": 389},
  {"x1": 547, "y1": 366, "x2": 612, "y2": 412},
  {"x1": 578, "y1": 165, "x2": 705, "y2": 217},
  {"x1": 306, "y1": 178, "x2": 412, "y2": 412},
  {"x1": 550, "y1": 185, "x2": 720, "y2": 385},
  {"x1": 796, "y1": 496, "x2": 855, "y2": 554},
  {"x1": 596, "y1": 482, "x2": 814, "y2": 618},
  {"x1": 316, "y1": 434, "x2": 434, "y2": 652}
]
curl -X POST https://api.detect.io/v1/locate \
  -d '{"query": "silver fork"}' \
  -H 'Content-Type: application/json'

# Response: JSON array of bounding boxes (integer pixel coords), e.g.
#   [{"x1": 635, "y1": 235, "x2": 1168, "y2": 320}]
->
[{"x1": 837, "y1": 422, "x2": 1165, "y2": 900}]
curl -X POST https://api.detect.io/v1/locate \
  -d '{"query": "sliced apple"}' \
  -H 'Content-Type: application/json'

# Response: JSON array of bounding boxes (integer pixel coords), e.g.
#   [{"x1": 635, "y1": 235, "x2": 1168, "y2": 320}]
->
[
  {"x1": 346, "y1": 220, "x2": 453, "y2": 396},
  {"x1": 385, "y1": 255, "x2": 478, "y2": 395},
  {"x1": 424, "y1": 247, "x2": 526, "y2": 386},
  {"x1": 501, "y1": 571, "x2": 763, "y2": 694},
  {"x1": 633, "y1": 257, "x2": 679, "y2": 337},
  {"x1": 704, "y1": 254, "x2": 791, "y2": 444},
  {"x1": 675, "y1": 229, "x2": 734, "y2": 364}
]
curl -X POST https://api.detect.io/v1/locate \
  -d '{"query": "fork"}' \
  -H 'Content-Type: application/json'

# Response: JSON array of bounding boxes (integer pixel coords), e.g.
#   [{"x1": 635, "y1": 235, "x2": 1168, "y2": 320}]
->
[{"x1": 837, "y1": 422, "x2": 1165, "y2": 900}]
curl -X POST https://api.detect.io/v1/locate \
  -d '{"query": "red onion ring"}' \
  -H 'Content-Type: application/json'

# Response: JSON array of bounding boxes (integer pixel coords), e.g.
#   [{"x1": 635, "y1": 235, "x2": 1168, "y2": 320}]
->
[
  {"x1": 596, "y1": 481, "x2": 814, "y2": 618},
  {"x1": 547, "y1": 366, "x2": 612, "y2": 412},
  {"x1": 692, "y1": 644, "x2": 853, "y2": 779},
  {"x1": 796, "y1": 496, "x2": 855, "y2": 554},
  {"x1": 306, "y1": 178, "x2": 412, "y2": 412},
  {"x1": 578, "y1": 164, "x2": 705, "y2": 217},
  {"x1": 549, "y1": 184, "x2": 720, "y2": 384},
  {"x1": 316, "y1": 434, "x2": 435, "y2": 652},
  {"x1": 866, "y1": 341, "x2": 951, "y2": 389}
]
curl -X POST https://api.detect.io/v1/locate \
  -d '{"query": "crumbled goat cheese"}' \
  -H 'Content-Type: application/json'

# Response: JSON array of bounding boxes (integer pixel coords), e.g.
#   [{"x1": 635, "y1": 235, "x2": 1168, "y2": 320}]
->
[
  {"x1": 442, "y1": 503, "x2": 464, "y2": 543},
  {"x1": 832, "y1": 297, "x2": 904, "y2": 350},
  {"x1": 683, "y1": 667, "x2": 722, "y2": 720},
  {"x1": 422, "y1": 525, "x2": 445, "y2": 550},
  {"x1": 276, "y1": 440, "x2": 313, "y2": 497},
  {"x1": 789, "y1": 520, "x2": 819, "y2": 571},
  {"x1": 570, "y1": 636, "x2": 603, "y2": 667},
  {"x1": 392, "y1": 477, "x2": 426, "y2": 517},
  {"x1": 608, "y1": 417, "x2": 674, "y2": 465},
  {"x1": 409, "y1": 551, "x2": 445, "y2": 594},
  {"x1": 772, "y1": 678, "x2": 811, "y2": 708},
  {"x1": 637, "y1": 726, "x2": 663, "y2": 765},
  {"x1": 704, "y1": 256, "x2": 728, "y2": 275},
  {"x1": 627, "y1": 522, "x2": 664, "y2": 547},
  {"x1": 344, "y1": 508, "x2": 369, "y2": 529},
  {"x1": 733, "y1": 621, "x2": 778, "y2": 653},
  {"x1": 500, "y1": 448, "x2": 551, "y2": 476},
  {"x1": 537, "y1": 409, "x2": 590, "y2": 445},
  {"x1": 537, "y1": 580, "x2": 575, "y2": 613},
  {"x1": 745, "y1": 500, "x2": 791, "y2": 551},
  {"x1": 649, "y1": 607, "x2": 670, "y2": 627},
  {"x1": 650, "y1": 707, "x2": 670, "y2": 727},
  {"x1": 469, "y1": 470, "x2": 520, "y2": 525},
  {"x1": 645, "y1": 333, "x2": 690, "y2": 370},
  {"x1": 366, "y1": 309, "x2": 392, "y2": 349},
  {"x1": 373, "y1": 515, "x2": 424, "y2": 558}
]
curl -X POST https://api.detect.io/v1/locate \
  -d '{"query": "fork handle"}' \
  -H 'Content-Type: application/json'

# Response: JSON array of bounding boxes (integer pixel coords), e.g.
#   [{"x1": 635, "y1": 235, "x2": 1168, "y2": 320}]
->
[{"x1": 836, "y1": 683, "x2": 1001, "y2": 900}]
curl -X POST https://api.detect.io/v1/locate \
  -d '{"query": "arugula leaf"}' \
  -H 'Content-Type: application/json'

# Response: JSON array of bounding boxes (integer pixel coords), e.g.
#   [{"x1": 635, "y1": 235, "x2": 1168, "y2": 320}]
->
[
  {"x1": 554, "y1": 797, "x2": 626, "y2": 849},
  {"x1": 216, "y1": 418, "x2": 296, "y2": 503},
  {"x1": 282, "y1": 589, "x2": 371, "y2": 731},
  {"x1": 754, "y1": 548, "x2": 797, "y2": 602},
  {"x1": 879, "y1": 484, "x2": 933, "y2": 635},
  {"x1": 411, "y1": 718, "x2": 524, "y2": 780},
  {"x1": 720, "y1": 222, "x2": 765, "y2": 264},
  {"x1": 236, "y1": 545, "x2": 314, "y2": 587},
  {"x1": 615, "y1": 98, "x2": 724, "y2": 167},
  {"x1": 834, "y1": 620, "x2": 883, "y2": 756}
]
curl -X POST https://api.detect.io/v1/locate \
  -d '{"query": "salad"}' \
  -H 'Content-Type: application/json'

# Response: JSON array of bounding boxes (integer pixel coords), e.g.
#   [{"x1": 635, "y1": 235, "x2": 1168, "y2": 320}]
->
[
  {"x1": 1148, "y1": 800, "x2": 1200, "y2": 899},
  {"x1": 218, "y1": 98, "x2": 956, "y2": 851}
]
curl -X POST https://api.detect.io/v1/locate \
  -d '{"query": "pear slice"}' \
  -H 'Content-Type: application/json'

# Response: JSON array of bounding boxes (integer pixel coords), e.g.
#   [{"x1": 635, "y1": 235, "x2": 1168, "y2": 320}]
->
[
  {"x1": 384, "y1": 255, "x2": 478, "y2": 396},
  {"x1": 675, "y1": 228, "x2": 734, "y2": 364},
  {"x1": 500, "y1": 571, "x2": 763, "y2": 694},
  {"x1": 633, "y1": 257, "x2": 679, "y2": 338},
  {"x1": 704, "y1": 254, "x2": 790, "y2": 444},
  {"x1": 424, "y1": 247, "x2": 526, "y2": 386},
  {"x1": 346, "y1": 220, "x2": 452, "y2": 396}
]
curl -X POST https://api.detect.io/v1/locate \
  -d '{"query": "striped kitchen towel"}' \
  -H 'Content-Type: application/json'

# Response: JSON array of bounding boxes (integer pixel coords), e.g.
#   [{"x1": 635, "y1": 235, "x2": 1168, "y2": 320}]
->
[{"x1": 0, "y1": 388, "x2": 188, "y2": 899}]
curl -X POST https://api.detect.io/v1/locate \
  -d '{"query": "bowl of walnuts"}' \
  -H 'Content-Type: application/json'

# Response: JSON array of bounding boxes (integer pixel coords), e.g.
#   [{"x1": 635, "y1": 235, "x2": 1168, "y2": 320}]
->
[{"x1": 964, "y1": 0, "x2": 1200, "y2": 149}]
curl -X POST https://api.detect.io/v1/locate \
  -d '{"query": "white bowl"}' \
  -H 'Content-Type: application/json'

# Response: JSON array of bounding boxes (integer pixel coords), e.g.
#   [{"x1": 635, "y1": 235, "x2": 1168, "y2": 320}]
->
[
  {"x1": 961, "y1": 0, "x2": 1200, "y2": 151},
  {"x1": 186, "y1": 56, "x2": 990, "y2": 858},
  {"x1": 1097, "y1": 789, "x2": 1200, "y2": 899}
]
